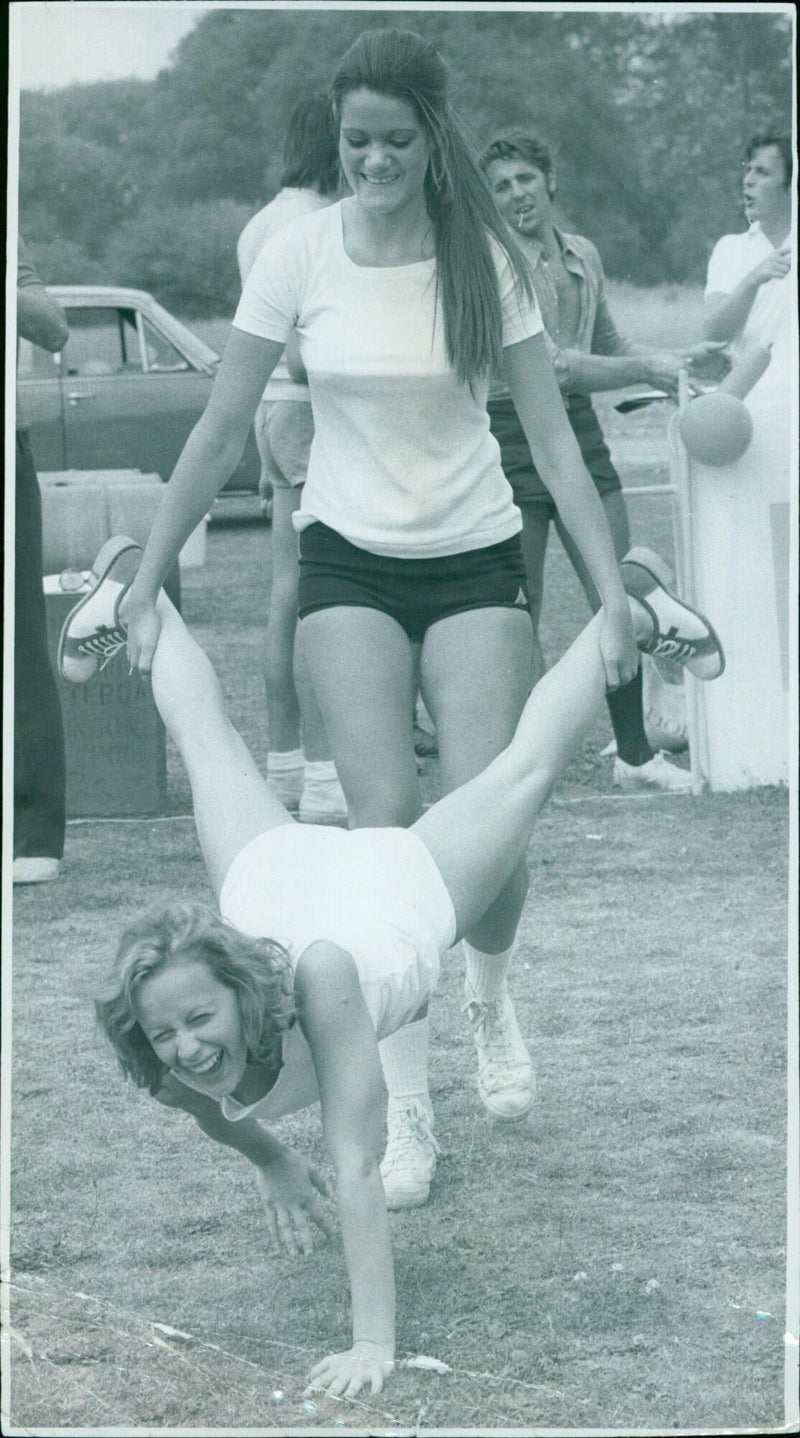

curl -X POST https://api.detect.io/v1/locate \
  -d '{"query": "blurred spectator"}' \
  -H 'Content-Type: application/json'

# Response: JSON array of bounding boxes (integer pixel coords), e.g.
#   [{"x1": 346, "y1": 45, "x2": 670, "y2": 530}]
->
[
  {"x1": 703, "y1": 132, "x2": 792, "y2": 399},
  {"x1": 693, "y1": 133, "x2": 794, "y2": 789},
  {"x1": 481, "y1": 131, "x2": 718, "y2": 793},
  {"x1": 236, "y1": 94, "x2": 346, "y2": 825},
  {"x1": 14, "y1": 239, "x2": 69, "y2": 883}
]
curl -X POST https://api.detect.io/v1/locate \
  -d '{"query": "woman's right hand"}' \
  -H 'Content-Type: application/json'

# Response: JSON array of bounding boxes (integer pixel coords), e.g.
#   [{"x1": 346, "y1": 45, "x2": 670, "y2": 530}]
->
[{"x1": 120, "y1": 587, "x2": 162, "y2": 675}]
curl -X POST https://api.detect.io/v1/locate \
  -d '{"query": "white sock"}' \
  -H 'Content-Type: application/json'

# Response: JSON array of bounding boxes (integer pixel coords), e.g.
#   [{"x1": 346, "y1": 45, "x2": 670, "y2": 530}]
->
[
  {"x1": 303, "y1": 759, "x2": 341, "y2": 789},
  {"x1": 267, "y1": 748, "x2": 304, "y2": 805},
  {"x1": 463, "y1": 941, "x2": 514, "y2": 1003},
  {"x1": 378, "y1": 1018, "x2": 431, "y2": 1110}
]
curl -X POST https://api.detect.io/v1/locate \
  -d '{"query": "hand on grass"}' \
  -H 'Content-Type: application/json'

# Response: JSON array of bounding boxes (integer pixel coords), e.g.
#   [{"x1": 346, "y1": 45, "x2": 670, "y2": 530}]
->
[
  {"x1": 254, "y1": 1151, "x2": 334, "y2": 1257},
  {"x1": 600, "y1": 605, "x2": 639, "y2": 691},
  {"x1": 305, "y1": 1342, "x2": 395, "y2": 1399}
]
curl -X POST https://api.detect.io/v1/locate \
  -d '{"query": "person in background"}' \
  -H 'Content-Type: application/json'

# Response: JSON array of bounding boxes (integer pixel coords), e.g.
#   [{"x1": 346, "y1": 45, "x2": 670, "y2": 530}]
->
[
  {"x1": 237, "y1": 94, "x2": 347, "y2": 824},
  {"x1": 481, "y1": 131, "x2": 722, "y2": 795},
  {"x1": 13, "y1": 239, "x2": 69, "y2": 884},
  {"x1": 703, "y1": 132, "x2": 792, "y2": 378}
]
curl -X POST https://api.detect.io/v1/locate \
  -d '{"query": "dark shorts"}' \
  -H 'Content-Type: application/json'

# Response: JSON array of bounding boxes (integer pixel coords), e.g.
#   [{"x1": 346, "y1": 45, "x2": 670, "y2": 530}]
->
[
  {"x1": 488, "y1": 392, "x2": 621, "y2": 508},
  {"x1": 297, "y1": 522, "x2": 531, "y2": 643}
]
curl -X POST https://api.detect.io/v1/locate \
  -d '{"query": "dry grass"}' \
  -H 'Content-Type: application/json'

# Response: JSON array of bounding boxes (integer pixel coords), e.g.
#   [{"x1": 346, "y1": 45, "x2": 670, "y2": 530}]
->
[{"x1": 6, "y1": 397, "x2": 791, "y2": 1433}]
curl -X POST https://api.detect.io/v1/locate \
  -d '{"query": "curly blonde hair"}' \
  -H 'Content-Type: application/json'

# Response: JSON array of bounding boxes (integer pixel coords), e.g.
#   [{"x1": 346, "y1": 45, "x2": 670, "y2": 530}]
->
[{"x1": 95, "y1": 902, "x2": 296, "y2": 1095}]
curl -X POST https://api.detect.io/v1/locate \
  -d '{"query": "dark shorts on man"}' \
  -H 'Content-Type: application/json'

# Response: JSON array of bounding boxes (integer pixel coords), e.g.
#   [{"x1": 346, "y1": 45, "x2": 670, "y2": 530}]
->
[
  {"x1": 298, "y1": 522, "x2": 531, "y2": 643},
  {"x1": 488, "y1": 392, "x2": 621, "y2": 507}
]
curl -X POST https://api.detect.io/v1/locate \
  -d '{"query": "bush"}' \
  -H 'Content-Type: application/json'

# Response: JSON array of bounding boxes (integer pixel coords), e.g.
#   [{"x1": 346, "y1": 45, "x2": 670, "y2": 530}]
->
[
  {"x1": 27, "y1": 237, "x2": 111, "y2": 286},
  {"x1": 104, "y1": 199, "x2": 255, "y2": 316}
]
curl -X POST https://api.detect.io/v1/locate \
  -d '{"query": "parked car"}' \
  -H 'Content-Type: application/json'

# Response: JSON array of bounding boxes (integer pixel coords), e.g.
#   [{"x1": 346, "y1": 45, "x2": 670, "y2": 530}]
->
[{"x1": 18, "y1": 285, "x2": 262, "y2": 500}]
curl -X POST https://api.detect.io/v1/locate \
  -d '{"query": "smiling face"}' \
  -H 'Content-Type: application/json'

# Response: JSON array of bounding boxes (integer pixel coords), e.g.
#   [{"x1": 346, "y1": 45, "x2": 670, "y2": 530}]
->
[
  {"x1": 339, "y1": 88, "x2": 430, "y2": 216},
  {"x1": 484, "y1": 156, "x2": 554, "y2": 239},
  {"x1": 743, "y1": 144, "x2": 790, "y2": 225},
  {"x1": 135, "y1": 956, "x2": 249, "y2": 1098}
]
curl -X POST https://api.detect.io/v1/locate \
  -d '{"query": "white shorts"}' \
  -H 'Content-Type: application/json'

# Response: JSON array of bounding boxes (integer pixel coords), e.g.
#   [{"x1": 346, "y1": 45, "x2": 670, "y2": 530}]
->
[
  {"x1": 255, "y1": 399, "x2": 315, "y2": 490},
  {"x1": 220, "y1": 824, "x2": 457, "y2": 1039}
]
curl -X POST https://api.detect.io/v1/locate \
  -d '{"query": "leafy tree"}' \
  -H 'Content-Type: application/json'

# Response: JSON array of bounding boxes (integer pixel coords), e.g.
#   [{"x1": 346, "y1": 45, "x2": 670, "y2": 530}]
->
[
  {"x1": 103, "y1": 198, "x2": 253, "y2": 315},
  {"x1": 17, "y1": 9, "x2": 793, "y2": 303}
]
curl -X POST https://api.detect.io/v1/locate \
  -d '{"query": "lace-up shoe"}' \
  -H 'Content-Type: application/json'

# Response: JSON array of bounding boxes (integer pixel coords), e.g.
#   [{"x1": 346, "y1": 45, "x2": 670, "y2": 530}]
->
[
  {"x1": 613, "y1": 751, "x2": 693, "y2": 793},
  {"x1": 58, "y1": 536, "x2": 141, "y2": 683},
  {"x1": 379, "y1": 1098, "x2": 440, "y2": 1209},
  {"x1": 463, "y1": 989, "x2": 535, "y2": 1121},
  {"x1": 620, "y1": 547, "x2": 724, "y2": 681}
]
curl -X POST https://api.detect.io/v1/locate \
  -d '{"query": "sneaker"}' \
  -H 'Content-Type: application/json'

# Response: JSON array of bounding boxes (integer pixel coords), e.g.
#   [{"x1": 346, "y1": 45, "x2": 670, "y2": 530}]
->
[
  {"x1": 298, "y1": 778, "x2": 349, "y2": 825},
  {"x1": 58, "y1": 536, "x2": 142, "y2": 683},
  {"x1": 380, "y1": 1098, "x2": 440, "y2": 1209},
  {"x1": 463, "y1": 988, "x2": 535, "y2": 1121},
  {"x1": 613, "y1": 751, "x2": 693, "y2": 793},
  {"x1": 13, "y1": 857, "x2": 61, "y2": 884},
  {"x1": 620, "y1": 547, "x2": 725, "y2": 682}
]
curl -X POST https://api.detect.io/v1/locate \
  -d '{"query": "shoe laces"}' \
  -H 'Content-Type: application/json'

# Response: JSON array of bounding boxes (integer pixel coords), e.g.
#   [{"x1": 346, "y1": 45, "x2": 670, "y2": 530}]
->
[
  {"x1": 77, "y1": 624, "x2": 127, "y2": 670},
  {"x1": 383, "y1": 1099, "x2": 440, "y2": 1169},
  {"x1": 463, "y1": 996, "x2": 525, "y2": 1070}
]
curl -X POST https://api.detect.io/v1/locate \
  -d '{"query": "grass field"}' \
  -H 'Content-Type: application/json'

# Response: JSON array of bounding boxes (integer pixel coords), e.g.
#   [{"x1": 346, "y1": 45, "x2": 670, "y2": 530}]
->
[{"x1": 7, "y1": 322, "x2": 792, "y2": 1433}]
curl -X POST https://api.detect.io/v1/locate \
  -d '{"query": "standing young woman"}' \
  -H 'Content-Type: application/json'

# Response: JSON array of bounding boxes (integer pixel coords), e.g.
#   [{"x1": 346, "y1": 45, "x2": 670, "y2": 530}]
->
[{"x1": 122, "y1": 29, "x2": 639, "y2": 1209}]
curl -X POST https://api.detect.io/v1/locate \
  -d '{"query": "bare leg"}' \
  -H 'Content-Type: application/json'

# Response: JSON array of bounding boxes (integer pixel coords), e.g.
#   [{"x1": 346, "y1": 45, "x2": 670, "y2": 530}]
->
[
  {"x1": 299, "y1": 606, "x2": 422, "y2": 828},
  {"x1": 151, "y1": 594, "x2": 293, "y2": 899},
  {"x1": 517, "y1": 501, "x2": 551, "y2": 689},
  {"x1": 420, "y1": 606, "x2": 533, "y2": 953},
  {"x1": 264, "y1": 485, "x2": 303, "y2": 752},
  {"x1": 413, "y1": 611, "x2": 609, "y2": 938}
]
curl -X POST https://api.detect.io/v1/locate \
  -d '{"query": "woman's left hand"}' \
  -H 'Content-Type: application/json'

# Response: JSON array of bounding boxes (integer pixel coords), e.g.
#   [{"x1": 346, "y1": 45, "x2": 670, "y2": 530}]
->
[
  {"x1": 305, "y1": 1342, "x2": 395, "y2": 1399},
  {"x1": 599, "y1": 605, "x2": 639, "y2": 691}
]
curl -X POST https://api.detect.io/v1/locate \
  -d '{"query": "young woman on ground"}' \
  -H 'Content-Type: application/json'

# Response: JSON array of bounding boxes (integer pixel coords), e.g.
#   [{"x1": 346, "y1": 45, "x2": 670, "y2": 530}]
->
[{"x1": 67, "y1": 534, "x2": 723, "y2": 1399}]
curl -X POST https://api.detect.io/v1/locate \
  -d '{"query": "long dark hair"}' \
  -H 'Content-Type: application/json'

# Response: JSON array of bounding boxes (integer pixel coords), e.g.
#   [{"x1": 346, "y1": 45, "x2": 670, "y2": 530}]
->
[
  {"x1": 331, "y1": 29, "x2": 535, "y2": 385},
  {"x1": 281, "y1": 92, "x2": 340, "y2": 196},
  {"x1": 95, "y1": 902, "x2": 296, "y2": 1096}
]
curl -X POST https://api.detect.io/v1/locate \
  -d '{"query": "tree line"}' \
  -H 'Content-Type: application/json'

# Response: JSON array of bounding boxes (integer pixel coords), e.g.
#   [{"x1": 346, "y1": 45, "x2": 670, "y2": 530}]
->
[{"x1": 19, "y1": 7, "x2": 792, "y2": 316}]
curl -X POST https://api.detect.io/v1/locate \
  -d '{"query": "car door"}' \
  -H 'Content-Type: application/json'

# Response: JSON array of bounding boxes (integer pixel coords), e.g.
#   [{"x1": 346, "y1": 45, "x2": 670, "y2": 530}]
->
[
  {"x1": 18, "y1": 337, "x2": 66, "y2": 470},
  {"x1": 59, "y1": 304, "x2": 213, "y2": 482}
]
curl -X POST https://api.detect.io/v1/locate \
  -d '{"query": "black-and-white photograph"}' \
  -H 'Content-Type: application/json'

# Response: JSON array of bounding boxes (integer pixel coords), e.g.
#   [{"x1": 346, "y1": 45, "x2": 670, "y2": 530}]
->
[{"x1": 4, "y1": 2, "x2": 797, "y2": 1433}]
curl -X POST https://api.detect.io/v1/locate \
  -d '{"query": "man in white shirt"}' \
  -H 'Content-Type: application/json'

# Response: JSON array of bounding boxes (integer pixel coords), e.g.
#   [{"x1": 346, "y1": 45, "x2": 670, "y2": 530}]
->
[
  {"x1": 695, "y1": 133, "x2": 794, "y2": 789},
  {"x1": 703, "y1": 132, "x2": 792, "y2": 402}
]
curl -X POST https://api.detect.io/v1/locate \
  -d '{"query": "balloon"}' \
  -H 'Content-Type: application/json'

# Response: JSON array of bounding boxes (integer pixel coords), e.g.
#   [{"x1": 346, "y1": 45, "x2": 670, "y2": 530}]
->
[{"x1": 679, "y1": 391, "x2": 753, "y2": 467}]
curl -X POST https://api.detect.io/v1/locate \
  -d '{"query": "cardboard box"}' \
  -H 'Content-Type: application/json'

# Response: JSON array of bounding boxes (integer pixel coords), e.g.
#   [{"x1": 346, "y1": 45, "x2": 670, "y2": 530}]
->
[
  {"x1": 38, "y1": 469, "x2": 206, "y2": 581},
  {"x1": 44, "y1": 577, "x2": 167, "y2": 817}
]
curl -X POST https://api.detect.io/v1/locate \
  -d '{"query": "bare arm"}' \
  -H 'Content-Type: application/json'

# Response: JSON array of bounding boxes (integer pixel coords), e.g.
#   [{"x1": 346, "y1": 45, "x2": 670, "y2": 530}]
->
[
  {"x1": 704, "y1": 251, "x2": 791, "y2": 341},
  {"x1": 155, "y1": 1073, "x2": 332, "y2": 1255},
  {"x1": 123, "y1": 327, "x2": 284, "y2": 670},
  {"x1": 296, "y1": 942, "x2": 395, "y2": 1399},
  {"x1": 504, "y1": 334, "x2": 637, "y2": 689},
  {"x1": 17, "y1": 286, "x2": 69, "y2": 352}
]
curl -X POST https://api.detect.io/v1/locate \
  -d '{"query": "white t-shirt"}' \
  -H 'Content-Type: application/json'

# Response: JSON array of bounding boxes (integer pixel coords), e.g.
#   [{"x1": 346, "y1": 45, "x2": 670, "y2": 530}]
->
[
  {"x1": 233, "y1": 199, "x2": 544, "y2": 557},
  {"x1": 705, "y1": 223, "x2": 794, "y2": 406},
  {"x1": 237, "y1": 188, "x2": 332, "y2": 402},
  {"x1": 217, "y1": 824, "x2": 456, "y2": 1122}
]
